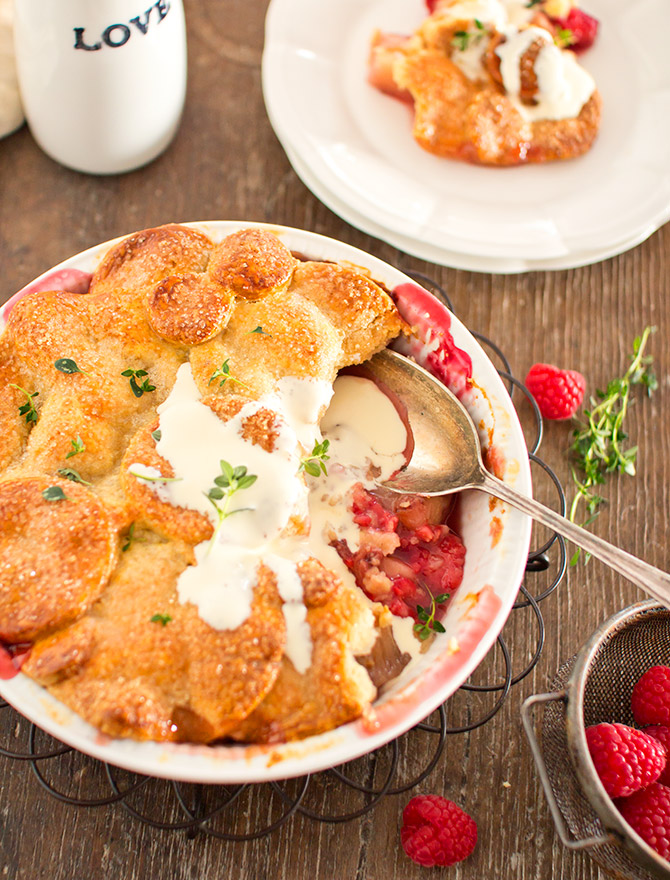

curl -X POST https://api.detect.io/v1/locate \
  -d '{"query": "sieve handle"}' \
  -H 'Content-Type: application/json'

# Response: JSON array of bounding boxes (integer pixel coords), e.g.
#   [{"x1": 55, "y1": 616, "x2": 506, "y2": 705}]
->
[{"x1": 521, "y1": 691, "x2": 614, "y2": 851}]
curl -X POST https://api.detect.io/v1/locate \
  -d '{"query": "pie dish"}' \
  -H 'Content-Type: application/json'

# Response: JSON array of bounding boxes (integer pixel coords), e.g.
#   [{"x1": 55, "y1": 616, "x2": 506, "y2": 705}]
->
[{"x1": 0, "y1": 223, "x2": 531, "y2": 782}]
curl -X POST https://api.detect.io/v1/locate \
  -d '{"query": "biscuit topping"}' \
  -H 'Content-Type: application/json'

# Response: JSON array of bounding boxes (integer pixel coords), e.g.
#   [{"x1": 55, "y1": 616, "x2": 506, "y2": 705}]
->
[
  {"x1": 134, "y1": 364, "x2": 416, "y2": 672},
  {"x1": 133, "y1": 362, "x2": 332, "y2": 672},
  {"x1": 0, "y1": 224, "x2": 421, "y2": 743}
]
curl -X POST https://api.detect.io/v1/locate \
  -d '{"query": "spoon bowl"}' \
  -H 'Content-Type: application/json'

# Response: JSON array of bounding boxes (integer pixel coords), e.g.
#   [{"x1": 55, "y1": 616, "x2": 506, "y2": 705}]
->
[
  {"x1": 368, "y1": 349, "x2": 484, "y2": 495},
  {"x1": 367, "y1": 349, "x2": 670, "y2": 608}
]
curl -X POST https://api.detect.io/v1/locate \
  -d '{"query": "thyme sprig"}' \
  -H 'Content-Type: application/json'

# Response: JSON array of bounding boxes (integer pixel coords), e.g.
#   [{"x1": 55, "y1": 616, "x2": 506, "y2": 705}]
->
[
  {"x1": 299, "y1": 439, "x2": 330, "y2": 478},
  {"x1": 10, "y1": 384, "x2": 39, "y2": 424},
  {"x1": 452, "y1": 19, "x2": 485, "y2": 51},
  {"x1": 127, "y1": 467, "x2": 182, "y2": 484},
  {"x1": 208, "y1": 358, "x2": 250, "y2": 391},
  {"x1": 121, "y1": 522, "x2": 149, "y2": 553},
  {"x1": 54, "y1": 358, "x2": 88, "y2": 375},
  {"x1": 555, "y1": 27, "x2": 574, "y2": 48},
  {"x1": 205, "y1": 460, "x2": 257, "y2": 547},
  {"x1": 66, "y1": 435, "x2": 86, "y2": 458},
  {"x1": 250, "y1": 326, "x2": 272, "y2": 337},
  {"x1": 414, "y1": 591, "x2": 450, "y2": 641},
  {"x1": 57, "y1": 467, "x2": 91, "y2": 486},
  {"x1": 569, "y1": 327, "x2": 657, "y2": 563},
  {"x1": 150, "y1": 613, "x2": 172, "y2": 626},
  {"x1": 122, "y1": 522, "x2": 137, "y2": 552},
  {"x1": 42, "y1": 486, "x2": 67, "y2": 502},
  {"x1": 121, "y1": 368, "x2": 156, "y2": 398}
]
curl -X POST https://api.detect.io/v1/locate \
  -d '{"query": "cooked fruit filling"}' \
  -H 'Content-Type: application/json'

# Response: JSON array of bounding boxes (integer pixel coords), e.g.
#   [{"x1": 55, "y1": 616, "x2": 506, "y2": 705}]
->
[
  {"x1": 334, "y1": 486, "x2": 465, "y2": 630},
  {"x1": 312, "y1": 374, "x2": 466, "y2": 645}
]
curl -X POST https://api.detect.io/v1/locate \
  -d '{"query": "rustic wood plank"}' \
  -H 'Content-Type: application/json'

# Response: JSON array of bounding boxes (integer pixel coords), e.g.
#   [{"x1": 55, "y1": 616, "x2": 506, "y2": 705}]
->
[{"x1": 0, "y1": 0, "x2": 668, "y2": 877}]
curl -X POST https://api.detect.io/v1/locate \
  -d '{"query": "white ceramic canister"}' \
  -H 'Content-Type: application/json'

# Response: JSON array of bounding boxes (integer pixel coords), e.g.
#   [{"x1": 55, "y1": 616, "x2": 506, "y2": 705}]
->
[{"x1": 12, "y1": 0, "x2": 187, "y2": 174}]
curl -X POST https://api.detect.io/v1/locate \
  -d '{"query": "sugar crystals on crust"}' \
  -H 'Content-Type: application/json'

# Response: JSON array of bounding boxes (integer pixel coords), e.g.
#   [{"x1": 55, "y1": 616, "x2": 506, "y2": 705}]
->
[
  {"x1": 0, "y1": 223, "x2": 412, "y2": 745},
  {"x1": 0, "y1": 477, "x2": 120, "y2": 643}
]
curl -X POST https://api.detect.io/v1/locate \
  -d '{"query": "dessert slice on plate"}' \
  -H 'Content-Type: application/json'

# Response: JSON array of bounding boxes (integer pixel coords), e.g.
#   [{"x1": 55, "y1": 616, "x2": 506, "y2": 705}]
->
[{"x1": 369, "y1": 0, "x2": 601, "y2": 165}]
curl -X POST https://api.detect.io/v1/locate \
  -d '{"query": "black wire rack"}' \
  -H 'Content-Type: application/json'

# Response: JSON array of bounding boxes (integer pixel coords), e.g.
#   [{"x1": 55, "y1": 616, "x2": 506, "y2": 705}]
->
[{"x1": 0, "y1": 273, "x2": 568, "y2": 840}]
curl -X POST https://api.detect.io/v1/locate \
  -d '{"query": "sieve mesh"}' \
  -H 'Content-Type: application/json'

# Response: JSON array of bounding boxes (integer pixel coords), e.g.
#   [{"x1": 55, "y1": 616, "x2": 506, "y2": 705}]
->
[
  {"x1": 539, "y1": 602, "x2": 670, "y2": 880},
  {"x1": 581, "y1": 609, "x2": 670, "y2": 728}
]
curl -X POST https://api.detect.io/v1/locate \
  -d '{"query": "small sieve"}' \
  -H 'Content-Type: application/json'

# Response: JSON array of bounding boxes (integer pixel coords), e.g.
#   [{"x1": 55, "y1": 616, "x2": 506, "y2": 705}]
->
[{"x1": 522, "y1": 600, "x2": 670, "y2": 880}]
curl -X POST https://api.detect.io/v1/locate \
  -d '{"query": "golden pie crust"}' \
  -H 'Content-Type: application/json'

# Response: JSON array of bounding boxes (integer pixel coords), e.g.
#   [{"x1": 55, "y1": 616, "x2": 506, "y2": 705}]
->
[{"x1": 0, "y1": 225, "x2": 406, "y2": 744}]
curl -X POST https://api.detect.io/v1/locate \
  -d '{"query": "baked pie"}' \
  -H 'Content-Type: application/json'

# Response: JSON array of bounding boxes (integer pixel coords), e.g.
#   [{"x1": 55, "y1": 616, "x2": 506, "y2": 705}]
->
[
  {"x1": 368, "y1": 0, "x2": 601, "y2": 165},
  {"x1": 0, "y1": 224, "x2": 468, "y2": 745}
]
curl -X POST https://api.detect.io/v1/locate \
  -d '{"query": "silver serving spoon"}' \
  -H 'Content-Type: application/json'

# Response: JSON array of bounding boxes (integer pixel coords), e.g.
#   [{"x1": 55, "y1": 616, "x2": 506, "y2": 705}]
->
[{"x1": 367, "y1": 348, "x2": 670, "y2": 606}]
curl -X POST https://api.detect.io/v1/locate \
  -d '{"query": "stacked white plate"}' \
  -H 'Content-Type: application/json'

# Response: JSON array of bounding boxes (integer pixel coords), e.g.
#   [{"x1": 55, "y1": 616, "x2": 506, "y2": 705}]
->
[{"x1": 262, "y1": 0, "x2": 670, "y2": 274}]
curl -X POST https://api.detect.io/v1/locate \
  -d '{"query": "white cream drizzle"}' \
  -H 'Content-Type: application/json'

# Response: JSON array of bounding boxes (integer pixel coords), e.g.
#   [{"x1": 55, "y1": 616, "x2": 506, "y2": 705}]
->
[
  {"x1": 437, "y1": 0, "x2": 505, "y2": 82},
  {"x1": 308, "y1": 375, "x2": 406, "y2": 562},
  {"x1": 128, "y1": 463, "x2": 172, "y2": 503},
  {"x1": 320, "y1": 375, "x2": 407, "y2": 474},
  {"x1": 495, "y1": 25, "x2": 594, "y2": 121},
  {"x1": 439, "y1": 0, "x2": 595, "y2": 120},
  {"x1": 306, "y1": 375, "x2": 422, "y2": 662},
  {"x1": 439, "y1": 0, "x2": 507, "y2": 29},
  {"x1": 501, "y1": 0, "x2": 534, "y2": 27},
  {"x1": 450, "y1": 38, "x2": 489, "y2": 82},
  {"x1": 148, "y1": 363, "x2": 333, "y2": 673},
  {"x1": 132, "y1": 364, "x2": 421, "y2": 676}
]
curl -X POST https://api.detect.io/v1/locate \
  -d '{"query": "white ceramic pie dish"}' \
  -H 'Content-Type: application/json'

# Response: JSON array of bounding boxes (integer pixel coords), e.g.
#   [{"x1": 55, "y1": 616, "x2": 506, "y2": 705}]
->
[{"x1": 0, "y1": 222, "x2": 532, "y2": 783}]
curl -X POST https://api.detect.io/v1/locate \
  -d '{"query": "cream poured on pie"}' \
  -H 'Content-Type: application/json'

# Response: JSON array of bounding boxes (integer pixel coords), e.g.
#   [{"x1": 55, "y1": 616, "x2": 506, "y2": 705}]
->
[{"x1": 0, "y1": 225, "x2": 467, "y2": 744}]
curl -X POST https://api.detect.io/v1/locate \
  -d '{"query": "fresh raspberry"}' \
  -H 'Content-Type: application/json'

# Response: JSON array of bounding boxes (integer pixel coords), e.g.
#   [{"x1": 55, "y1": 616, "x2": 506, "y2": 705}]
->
[
  {"x1": 585, "y1": 722, "x2": 667, "y2": 798},
  {"x1": 525, "y1": 363, "x2": 585, "y2": 420},
  {"x1": 616, "y1": 783, "x2": 670, "y2": 860},
  {"x1": 645, "y1": 727, "x2": 670, "y2": 786},
  {"x1": 552, "y1": 8, "x2": 599, "y2": 53},
  {"x1": 632, "y1": 666, "x2": 670, "y2": 726},
  {"x1": 401, "y1": 795, "x2": 477, "y2": 867}
]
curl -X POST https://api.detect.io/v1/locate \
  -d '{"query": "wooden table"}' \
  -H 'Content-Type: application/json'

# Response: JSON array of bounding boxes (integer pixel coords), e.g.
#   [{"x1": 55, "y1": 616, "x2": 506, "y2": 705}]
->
[{"x1": 0, "y1": 2, "x2": 668, "y2": 877}]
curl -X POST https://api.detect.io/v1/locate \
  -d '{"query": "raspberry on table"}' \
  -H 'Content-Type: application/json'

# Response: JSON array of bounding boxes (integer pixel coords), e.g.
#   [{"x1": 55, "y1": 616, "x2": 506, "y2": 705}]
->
[
  {"x1": 585, "y1": 722, "x2": 667, "y2": 798},
  {"x1": 644, "y1": 726, "x2": 670, "y2": 786},
  {"x1": 617, "y1": 782, "x2": 670, "y2": 860},
  {"x1": 524, "y1": 363, "x2": 586, "y2": 421},
  {"x1": 632, "y1": 666, "x2": 670, "y2": 726},
  {"x1": 401, "y1": 794, "x2": 477, "y2": 868}
]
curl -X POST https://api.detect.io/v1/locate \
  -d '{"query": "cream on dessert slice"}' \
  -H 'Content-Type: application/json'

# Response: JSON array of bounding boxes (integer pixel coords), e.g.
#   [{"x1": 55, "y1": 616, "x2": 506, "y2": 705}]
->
[
  {"x1": 495, "y1": 26, "x2": 595, "y2": 121},
  {"x1": 127, "y1": 361, "x2": 422, "y2": 677},
  {"x1": 427, "y1": 0, "x2": 596, "y2": 122}
]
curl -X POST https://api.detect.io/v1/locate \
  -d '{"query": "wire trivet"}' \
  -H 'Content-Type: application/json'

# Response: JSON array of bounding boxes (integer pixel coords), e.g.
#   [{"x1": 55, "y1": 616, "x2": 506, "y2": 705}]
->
[{"x1": 0, "y1": 273, "x2": 568, "y2": 839}]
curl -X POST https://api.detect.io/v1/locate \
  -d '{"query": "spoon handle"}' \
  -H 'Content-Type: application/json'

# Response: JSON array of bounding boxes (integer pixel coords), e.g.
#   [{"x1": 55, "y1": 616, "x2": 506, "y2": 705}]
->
[{"x1": 479, "y1": 471, "x2": 670, "y2": 607}]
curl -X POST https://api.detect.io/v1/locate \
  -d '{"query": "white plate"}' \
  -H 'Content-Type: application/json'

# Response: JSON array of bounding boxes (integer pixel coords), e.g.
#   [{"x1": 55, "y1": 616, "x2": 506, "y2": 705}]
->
[
  {"x1": 282, "y1": 138, "x2": 654, "y2": 274},
  {"x1": 0, "y1": 222, "x2": 532, "y2": 783},
  {"x1": 263, "y1": 0, "x2": 670, "y2": 267}
]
